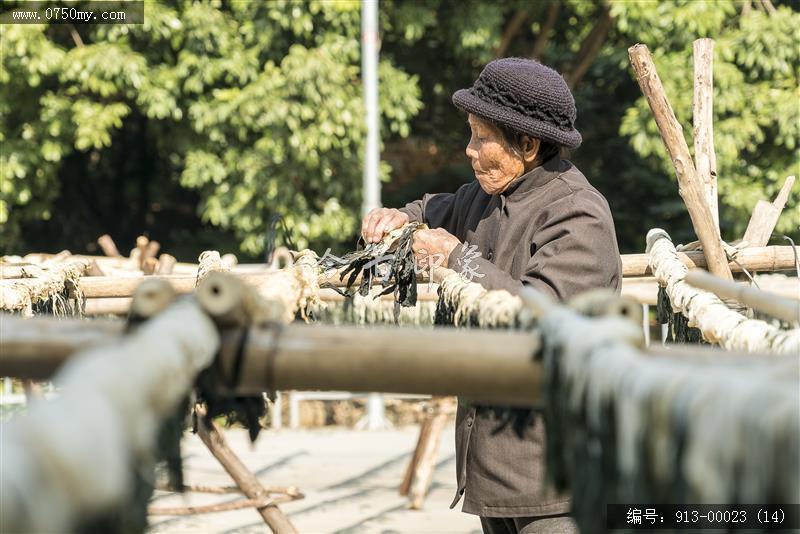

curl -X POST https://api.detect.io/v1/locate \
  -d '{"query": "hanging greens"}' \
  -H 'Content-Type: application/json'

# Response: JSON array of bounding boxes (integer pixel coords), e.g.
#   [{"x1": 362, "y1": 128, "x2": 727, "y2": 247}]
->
[{"x1": 318, "y1": 223, "x2": 424, "y2": 308}]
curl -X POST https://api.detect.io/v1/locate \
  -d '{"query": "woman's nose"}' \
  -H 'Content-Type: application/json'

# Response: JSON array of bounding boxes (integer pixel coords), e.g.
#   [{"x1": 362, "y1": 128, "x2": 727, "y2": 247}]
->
[{"x1": 465, "y1": 139, "x2": 478, "y2": 160}]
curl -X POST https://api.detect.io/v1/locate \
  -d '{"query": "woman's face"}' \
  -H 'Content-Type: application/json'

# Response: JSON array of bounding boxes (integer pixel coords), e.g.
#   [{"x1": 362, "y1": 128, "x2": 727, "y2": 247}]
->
[{"x1": 465, "y1": 114, "x2": 525, "y2": 195}]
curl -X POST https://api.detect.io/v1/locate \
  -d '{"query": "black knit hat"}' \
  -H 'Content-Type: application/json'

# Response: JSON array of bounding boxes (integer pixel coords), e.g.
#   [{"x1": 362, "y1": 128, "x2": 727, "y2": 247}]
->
[{"x1": 453, "y1": 57, "x2": 582, "y2": 149}]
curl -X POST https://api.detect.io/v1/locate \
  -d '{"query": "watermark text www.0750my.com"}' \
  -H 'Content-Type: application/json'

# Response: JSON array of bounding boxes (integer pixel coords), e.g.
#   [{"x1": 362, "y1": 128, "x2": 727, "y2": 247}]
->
[{"x1": 0, "y1": 2, "x2": 144, "y2": 25}]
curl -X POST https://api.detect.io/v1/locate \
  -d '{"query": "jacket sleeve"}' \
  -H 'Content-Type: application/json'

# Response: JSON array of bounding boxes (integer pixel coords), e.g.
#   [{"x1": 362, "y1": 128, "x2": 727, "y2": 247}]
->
[
  {"x1": 399, "y1": 185, "x2": 469, "y2": 235},
  {"x1": 447, "y1": 189, "x2": 622, "y2": 300}
]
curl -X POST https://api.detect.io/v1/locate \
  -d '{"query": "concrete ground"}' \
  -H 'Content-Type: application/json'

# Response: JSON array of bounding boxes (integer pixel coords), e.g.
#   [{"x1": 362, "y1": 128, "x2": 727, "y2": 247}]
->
[{"x1": 148, "y1": 423, "x2": 481, "y2": 534}]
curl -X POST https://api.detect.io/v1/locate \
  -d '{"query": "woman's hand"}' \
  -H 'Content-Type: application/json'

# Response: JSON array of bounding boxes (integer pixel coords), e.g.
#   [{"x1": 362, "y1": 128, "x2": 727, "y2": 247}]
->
[
  {"x1": 412, "y1": 228, "x2": 461, "y2": 269},
  {"x1": 361, "y1": 208, "x2": 410, "y2": 243}
]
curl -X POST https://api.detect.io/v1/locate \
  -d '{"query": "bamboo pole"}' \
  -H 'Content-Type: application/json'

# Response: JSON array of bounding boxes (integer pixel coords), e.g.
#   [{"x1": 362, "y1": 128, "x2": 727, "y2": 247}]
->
[
  {"x1": 693, "y1": 38, "x2": 718, "y2": 229},
  {"x1": 620, "y1": 245, "x2": 796, "y2": 277},
  {"x1": 78, "y1": 274, "x2": 798, "y2": 314},
  {"x1": 5, "y1": 313, "x2": 789, "y2": 383},
  {"x1": 4, "y1": 247, "x2": 796, "y2": 285},
  {"x1": 196, "y1": 272, "x2": 285, "y2": 326},
  {"x1": 6, "y1": 248, "x2": 794, "y2": 292},
  {"x1": 0, "y1": 315, "x2": 544, "y2": 406},
  {"x1": 84, "y1": 297, "x2": 133, "y2": 316},
  {"x1": 0, "y1": 317, "x2": 125, "y2": 378},
  {"x1": 129, "y1": 278, "x2": 176, "y2": 320},
  {"x1": 82, "y1": 285, "x2": 439, "y2": 316},
  {"x1": 78, "y1": 275, "x2": 197, "y2": 297},
  {"x1": 629, "y1": 44, "x2": 732, "y2": 280},
  {"x1": 684, "y1": 269, "x2": 799, "y2": 324},
  {"x1": 225, "y1": 324, "x2": 543, "y2": 405},
  {"x1": 72, "y1": 268, "x2": 316, "y2": 298},
  {"x1": 194, "y1": 405, "x2": 298, "y2": 533},
  {"x1": 0, "y1": 259, "x2": 90, "y2": 279}
]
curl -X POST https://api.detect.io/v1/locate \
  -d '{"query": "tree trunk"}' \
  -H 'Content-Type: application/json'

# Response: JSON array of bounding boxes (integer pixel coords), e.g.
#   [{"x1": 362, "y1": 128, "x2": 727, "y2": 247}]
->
[
  {"x1": 495, "y1": 10, "x2": 529, "y2": 58},
  {"x1": 530, "y1": 1, "x2": 560, "y2": 60},
  {"x1": 564, "y1": 4, "x2": 613, "y2": 88}
]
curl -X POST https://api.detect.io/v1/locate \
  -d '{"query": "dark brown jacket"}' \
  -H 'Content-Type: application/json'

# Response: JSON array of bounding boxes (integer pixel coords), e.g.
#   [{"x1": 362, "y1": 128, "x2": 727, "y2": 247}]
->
[{"x1": 400, "y1": 156, "x2": 622, "y2": 517}]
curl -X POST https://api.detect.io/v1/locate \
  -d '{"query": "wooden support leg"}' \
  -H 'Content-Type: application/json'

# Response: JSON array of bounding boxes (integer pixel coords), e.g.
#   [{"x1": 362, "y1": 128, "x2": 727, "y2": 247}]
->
[
  {"x1": 400, "y1": 414, "x2": 432, "y2": 496},
  {"x1": 400, "y1": 398, "x2": 455, "y2": 509},
  {"x1": 409, "y1": 408, "x2": 449, "y2": 510},
  {"x1": 195, "y1": 407, "x2": 298, "y2": 533}
]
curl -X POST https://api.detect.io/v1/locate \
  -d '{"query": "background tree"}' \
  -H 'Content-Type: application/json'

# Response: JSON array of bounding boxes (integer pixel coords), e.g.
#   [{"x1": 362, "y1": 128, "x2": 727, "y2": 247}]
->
[
  {"x1": 1, "y1": 0, "x2": 797, "y2": 260},
  {"x1": 1, "y1": 0, "x2": 421, "y2": 258}
]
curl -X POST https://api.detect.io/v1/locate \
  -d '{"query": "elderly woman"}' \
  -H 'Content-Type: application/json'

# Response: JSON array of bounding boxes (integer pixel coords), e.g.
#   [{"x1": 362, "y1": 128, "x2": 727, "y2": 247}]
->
[{"x1": 362, "y1": 58, "x2": 621, "y2": 534}]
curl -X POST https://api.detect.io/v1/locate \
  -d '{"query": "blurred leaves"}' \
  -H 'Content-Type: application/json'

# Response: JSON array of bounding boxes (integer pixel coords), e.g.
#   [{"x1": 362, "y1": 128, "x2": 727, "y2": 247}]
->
[{"x1": 0, "y1": 0, "x2": 420, "y2": 253}]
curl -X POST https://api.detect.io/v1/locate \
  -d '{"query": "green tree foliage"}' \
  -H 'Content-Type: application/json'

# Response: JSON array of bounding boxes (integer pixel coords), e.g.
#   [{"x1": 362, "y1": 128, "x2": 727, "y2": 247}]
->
[
  {"x1": 617, "y1": 1, "x2": 800, "y2": 239},
  {"x1": 1, "y1": 0, "x2": 421, "y2": 255},
  {"x1": 1, "y1": 0, "x2": 797, "y2": 258}
]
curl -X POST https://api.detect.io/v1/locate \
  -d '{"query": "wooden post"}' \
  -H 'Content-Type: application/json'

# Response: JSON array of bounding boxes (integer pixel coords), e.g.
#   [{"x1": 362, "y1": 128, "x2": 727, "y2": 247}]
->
[
  {"x1": 194, "y1": 406, "x2": 298, "y2": 533},
  {"x1": 693, "y1": 38, "x2": 718, "y2": 229},
  {"x1": 742, "y1": 175, "x2": 796, "y2": 247},
  {"x1": 141, "y1": 257, "x2": 158, "y2": 275},
  {"x1": 129, "y1": 279, "x2": 176, "y2": 320},
  {"x1": 628, "y1": 44, "x2": 732, "y2": 280},
  {"x1": 135, "y1": 236, "x2": 149, "y2": 269},
  {"x1": 97, "y1": 234, "x2": 122, "y2": 257},
  {"x1": 399, "y1": 416, "x2": 430, "y2": 497},
  {"x1": 403, "y1": 397, "x2": 455, "y2": 509},
  {"x1": 409, "y1": 408, "x2": 449, "y2": 509},
  {"x1": 156, "y1": 254, "x2": 177, "y2": 275},
  {"x1": 142, "y1": 240, "x2": 161, "y2": 263}
]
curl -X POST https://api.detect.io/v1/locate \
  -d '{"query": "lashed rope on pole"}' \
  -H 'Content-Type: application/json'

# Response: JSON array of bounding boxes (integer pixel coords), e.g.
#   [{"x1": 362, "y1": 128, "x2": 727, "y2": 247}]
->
[
  {"x1": 0, "y1": 299, "x2": 219, "y2": 533},
  {"x1": 0, "y1": 259, "x2": 89, "y2": 315},
  {"x1": 433, "y1": 268, "x2": 525, "y2": 328},
  {"x1": 647, "y1": 228, "x2": 800, "y2": 353},
  {"x1": 526, "y1": 285, "x2": 799, "y2": 533}
]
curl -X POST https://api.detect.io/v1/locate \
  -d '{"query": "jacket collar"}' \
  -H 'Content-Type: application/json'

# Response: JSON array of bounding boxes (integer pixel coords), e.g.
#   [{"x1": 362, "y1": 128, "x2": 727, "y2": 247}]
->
[{"x1": 499, "y1": 155, "x2": 565, "y2": 200}]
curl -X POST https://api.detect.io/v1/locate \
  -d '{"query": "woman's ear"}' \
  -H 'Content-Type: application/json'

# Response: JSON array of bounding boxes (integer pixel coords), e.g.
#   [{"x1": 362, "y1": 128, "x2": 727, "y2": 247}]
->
[{"x1": 521, "y1": 136, "x2": 541, "y2": 164}]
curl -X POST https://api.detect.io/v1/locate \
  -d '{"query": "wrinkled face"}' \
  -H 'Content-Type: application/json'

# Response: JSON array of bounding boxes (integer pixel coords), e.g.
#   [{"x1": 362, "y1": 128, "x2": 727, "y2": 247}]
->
[{"x1": 465, "y1": 114, "x2": 525, "y2": 195}]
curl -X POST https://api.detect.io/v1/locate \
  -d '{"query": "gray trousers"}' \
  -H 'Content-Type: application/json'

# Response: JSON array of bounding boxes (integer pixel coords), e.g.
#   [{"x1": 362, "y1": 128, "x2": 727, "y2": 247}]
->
[{"x1": 480, "y1": 514, "x2": 579, "y2": 534}]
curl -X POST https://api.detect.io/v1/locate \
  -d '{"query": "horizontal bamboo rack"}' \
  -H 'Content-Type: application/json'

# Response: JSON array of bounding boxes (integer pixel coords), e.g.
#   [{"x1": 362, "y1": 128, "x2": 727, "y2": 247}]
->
[{"x1": 0, "y1": 315, "x2": 543, "y2": 406}]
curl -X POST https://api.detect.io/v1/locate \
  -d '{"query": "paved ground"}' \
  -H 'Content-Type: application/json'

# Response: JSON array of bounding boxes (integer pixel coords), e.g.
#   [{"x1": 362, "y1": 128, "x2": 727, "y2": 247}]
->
[{"x1": 148, "y1": 424, "x2": 481, "y2": 534}]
